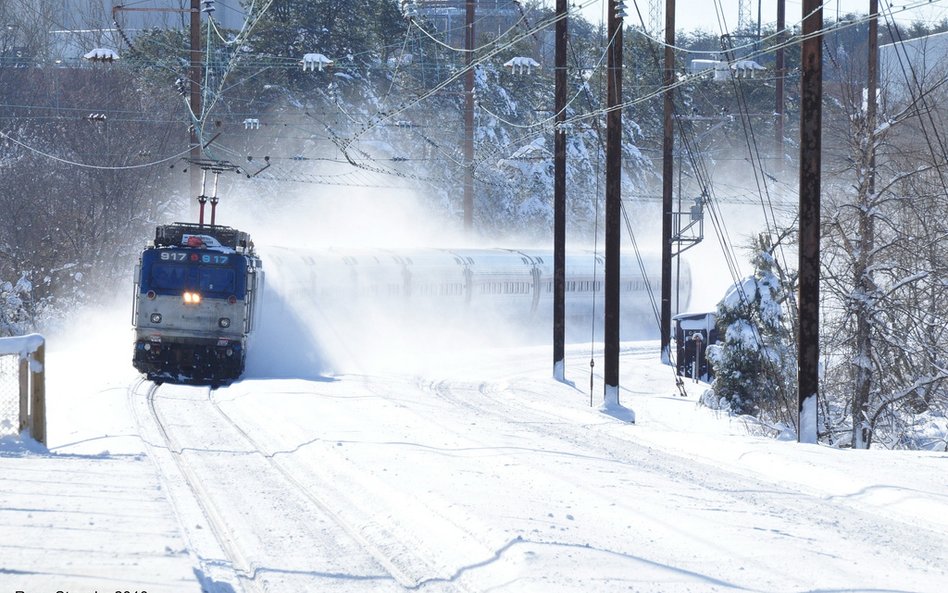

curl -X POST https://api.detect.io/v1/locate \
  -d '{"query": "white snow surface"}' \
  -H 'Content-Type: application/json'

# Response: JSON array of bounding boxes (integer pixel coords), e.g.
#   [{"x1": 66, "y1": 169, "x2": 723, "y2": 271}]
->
[
  {"x1": 2, "y1": 284, "x2": 947, "y2": 592},
  {"x1": 0, "y1": 332, "x2": 44, "y2": 356}
]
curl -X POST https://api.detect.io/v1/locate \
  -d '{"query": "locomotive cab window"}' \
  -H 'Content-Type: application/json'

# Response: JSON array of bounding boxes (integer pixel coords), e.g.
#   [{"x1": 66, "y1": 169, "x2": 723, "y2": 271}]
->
[
  {"x1": 142, "y1": 250, "x2": 245, "y2": 297},
  {"x1": 199, "y1": 268, "x2": 236, "y2": 294},
  {"x1": 150, "y1": 264, "x2": 187, "y2": 289},
  {"x1": 149, "y1": 263, "x2": 236, "y2": 295}
]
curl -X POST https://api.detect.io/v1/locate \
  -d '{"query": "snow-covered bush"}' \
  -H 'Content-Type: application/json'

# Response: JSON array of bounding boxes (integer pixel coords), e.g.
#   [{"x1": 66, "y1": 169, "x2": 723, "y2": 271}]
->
[
  {"x1": 0, "y1": 275, "x2": 33, "y2": 337},
  {"x1": 707, "y1": 236, "x2": 796, "y2": 422}
]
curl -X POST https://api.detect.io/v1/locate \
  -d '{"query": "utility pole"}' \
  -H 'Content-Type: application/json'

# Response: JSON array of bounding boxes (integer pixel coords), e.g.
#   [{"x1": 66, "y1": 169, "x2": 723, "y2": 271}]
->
[
  {"x1": 189, "y1": 0, "x2": 203, "y2": 219},
  {"x1": 798, "y1": 0, "x2": 822, "y2": 444},
  {"x1": 113, "y1": 2, "x2": 203, "y2": 216},
  {"x1": 604, "y1": 0, "x2": 624, "y2": 410},
  {"x1": 660, "y1": 0, "x2": 675, "y2": 364},
  {"x1": 867, "y1": 0, "x2": 878, "y2": 197},
  {"x1": 553, "y1": 0, "x2": 567, "y2": 381},
  {"x1": 463, "y1": 0, "x2": 475, "y2": 232},
  {"x1": 775, "y1": 0, "x2": 785, "y2": 166}
]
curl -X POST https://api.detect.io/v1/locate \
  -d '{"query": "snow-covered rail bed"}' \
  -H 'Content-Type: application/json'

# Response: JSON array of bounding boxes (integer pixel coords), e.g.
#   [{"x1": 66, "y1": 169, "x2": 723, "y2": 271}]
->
[
  {"x1": 211, "y1": 346, "x2": 948, "y2": 593},
  {"x1": 129, "y1": 379, "x2": 451, "y2": 593}
]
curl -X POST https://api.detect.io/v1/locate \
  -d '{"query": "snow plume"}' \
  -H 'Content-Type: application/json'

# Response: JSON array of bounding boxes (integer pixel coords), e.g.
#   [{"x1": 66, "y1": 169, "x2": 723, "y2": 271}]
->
[
  {"x1": 220, "y1": 184, "x2": 463, "y2": 250},
  {"x1": 231, "y1": 187, "x2": 544, "y2": 375},
  {"x1": 255, "y1": 245, "x2": 547, "y2": 376}
]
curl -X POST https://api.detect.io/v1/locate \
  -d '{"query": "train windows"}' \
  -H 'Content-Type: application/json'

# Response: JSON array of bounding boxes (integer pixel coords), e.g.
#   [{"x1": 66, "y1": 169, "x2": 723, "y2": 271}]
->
[
  {"x1": 199, "y1": 268, "x2": 235, "y2": 294},
  {"x1": 150, "y1": 264, "x2": 187, "y2": 289},
  {"x1": 147, "y1": 260, "x2": 239, "y2": 295}
]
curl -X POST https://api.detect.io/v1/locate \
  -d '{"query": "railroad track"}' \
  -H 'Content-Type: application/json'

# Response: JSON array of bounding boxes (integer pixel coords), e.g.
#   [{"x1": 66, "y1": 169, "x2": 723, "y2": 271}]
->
[
  {"x1": 128, "y1": 378, "x2": 257, "y2": 593},
  {"x1": 128, "y1": 377, "x2": 471, "y2": 593}
]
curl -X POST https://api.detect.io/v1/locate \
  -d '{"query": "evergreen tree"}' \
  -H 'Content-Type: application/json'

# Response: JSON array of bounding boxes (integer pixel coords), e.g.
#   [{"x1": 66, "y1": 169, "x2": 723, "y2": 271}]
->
[
  {"x1": 0, "y1": 275, "x2": 33, "y2": 337},
  {"x1": 707, "y1": 235, "x2": 796, "y2": 422}
]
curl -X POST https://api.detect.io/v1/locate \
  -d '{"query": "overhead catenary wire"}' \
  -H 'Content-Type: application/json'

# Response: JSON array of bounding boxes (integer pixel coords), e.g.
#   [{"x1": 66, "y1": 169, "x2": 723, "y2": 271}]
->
[
  {"x1": 0, "y1": 129, "x2": 192, "y2": 170},
  {"x1": 7, "y1": 0, "x2": 946, "y2": 187}
]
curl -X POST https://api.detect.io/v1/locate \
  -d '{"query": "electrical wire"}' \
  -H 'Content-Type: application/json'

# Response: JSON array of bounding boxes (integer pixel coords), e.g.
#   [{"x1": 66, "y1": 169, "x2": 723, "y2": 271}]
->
[{"x1": 0, "y1": 129, "x2": 192, "y2": 170}]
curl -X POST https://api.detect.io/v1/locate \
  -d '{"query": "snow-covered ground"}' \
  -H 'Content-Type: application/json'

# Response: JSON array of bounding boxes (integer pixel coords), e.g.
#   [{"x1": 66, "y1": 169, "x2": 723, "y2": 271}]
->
[{"x1": 2, "y1": 258, "x2": 948, "y2": 592}]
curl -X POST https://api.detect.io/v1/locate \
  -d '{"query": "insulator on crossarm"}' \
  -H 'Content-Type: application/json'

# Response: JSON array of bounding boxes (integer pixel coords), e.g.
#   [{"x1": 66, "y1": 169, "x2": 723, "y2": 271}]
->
[
  {"x1": 202, "y1": 0, "x2": 215, "y2": 13},
  {"x1": 401, "y1": 0, "x2": 418, "y2": 18}
]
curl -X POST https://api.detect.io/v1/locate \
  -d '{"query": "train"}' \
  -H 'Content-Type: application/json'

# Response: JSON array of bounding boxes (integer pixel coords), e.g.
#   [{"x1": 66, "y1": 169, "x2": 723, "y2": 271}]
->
[
  {"x1": 268, "y1": 246, "x2": 690, "y2": 342},
  {"x1": 132, "y1": 232, "x2": 689, "y2": 384},
  {"x1": 132, "y1": 223, "x2": 263, "y2": 385}
]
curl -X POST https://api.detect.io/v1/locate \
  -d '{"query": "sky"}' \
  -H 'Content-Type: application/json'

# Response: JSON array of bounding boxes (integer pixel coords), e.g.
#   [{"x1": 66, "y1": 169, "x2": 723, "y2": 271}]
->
[{"x1": 567, "y1": 0, "x2": 948, "y2": 33}]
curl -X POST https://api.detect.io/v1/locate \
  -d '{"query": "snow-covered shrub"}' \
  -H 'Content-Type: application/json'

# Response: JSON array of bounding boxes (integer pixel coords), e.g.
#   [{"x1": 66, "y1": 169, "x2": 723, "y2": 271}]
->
[
  {"x1": 0, "y1": 275, "x2": 33, "y2": 337},
  {"x1": 707, "y1": 236, "x2": 796, "y2": 422}
]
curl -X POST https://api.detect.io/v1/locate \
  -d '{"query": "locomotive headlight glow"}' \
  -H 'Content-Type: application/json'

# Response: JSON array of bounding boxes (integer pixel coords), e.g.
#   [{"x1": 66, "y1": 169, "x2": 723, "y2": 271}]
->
[
  {"x1": 218, "y1": 317, "x2": 231, "y2": 328},
  {"x1": 182, "y1": 291, "x2": 202, "y2": 305},
  {"x1": 150, "y1": 313, "x2": 162, "y2": 323}
]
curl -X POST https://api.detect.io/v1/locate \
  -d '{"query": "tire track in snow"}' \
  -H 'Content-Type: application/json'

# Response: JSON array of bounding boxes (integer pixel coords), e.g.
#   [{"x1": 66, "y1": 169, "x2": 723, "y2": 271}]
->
[
  {"x1": 207, "y1": 389, "x2": 479, "y2": 593},
  {"x1": 127, "y1": 378, "x2": 251, "y2": 593},
  {"x1": 417, "y1": 360, "x2": 948, "y2": 592},
  {"x1": 133, "y1": 380, "x2": 414, "y2": 592}
]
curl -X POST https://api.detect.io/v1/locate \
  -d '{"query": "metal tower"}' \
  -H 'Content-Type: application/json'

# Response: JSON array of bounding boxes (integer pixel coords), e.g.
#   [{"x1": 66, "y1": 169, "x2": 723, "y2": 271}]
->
[
  {"x1": 649, "y1": 0, "x2": 663, "y2": 36},
  {"x1": 737, "y1": 0, "x2": 753, "y2": 30}
]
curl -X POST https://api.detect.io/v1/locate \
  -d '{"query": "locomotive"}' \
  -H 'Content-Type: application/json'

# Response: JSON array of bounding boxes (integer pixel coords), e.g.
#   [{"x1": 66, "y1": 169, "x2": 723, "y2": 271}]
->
[{"x1": 132, "y1": 223, "x2": 262, "y2": 385}]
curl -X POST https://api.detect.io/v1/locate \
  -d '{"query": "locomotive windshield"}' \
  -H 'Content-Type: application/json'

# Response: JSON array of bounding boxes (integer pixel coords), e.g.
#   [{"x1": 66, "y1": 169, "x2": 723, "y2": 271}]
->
[
  {"x1": 150, "y1": 264, "x2": 236, "y2": 294},
  {"x1": 140, "y1": 249, "x2": 246, "y2": 297}
]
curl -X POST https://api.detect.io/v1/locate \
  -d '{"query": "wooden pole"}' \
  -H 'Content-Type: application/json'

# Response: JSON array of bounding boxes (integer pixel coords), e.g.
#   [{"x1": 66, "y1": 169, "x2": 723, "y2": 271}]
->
[
  {"x1": 18, "y1": 357, "x2": 28, "y2": 432},
  {"x1": 190, "y1": 0, "x2": 203, "y2": 221},
  {"x1": 553, "y1": 0, "x2": 567, "y2": 380},
  {"x1": 868, "y1": 0, "x2": 878, "y2": 196},
  {"x1": 660, "y1": 0, "x2": 676, "y2": 364},
  {"x1": 30, "y1": 341, "x2": 46, "y2": 445},
  {"x1": 463, "y1": 0, "x2": 475, "y2": 232},
  {"x1": 604, "y1": 0, "x2": 624, "y2": 408},
  {"x1": 798, "y1": 0, "x2": 822, "y2": 444},
  {"x1": 775, "y1": 0, "x2": 786, "y2": 166}
]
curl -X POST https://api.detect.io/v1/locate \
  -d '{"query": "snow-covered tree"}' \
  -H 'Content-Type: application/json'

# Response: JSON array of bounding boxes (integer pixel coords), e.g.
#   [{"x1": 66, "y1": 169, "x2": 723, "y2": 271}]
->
[
  {"x1": 0, "y1": 275, "x2": 33, "y2": 337},
  {"x1": 707, "y1": 235, "x2": 796, "y2": 423},
  {"x1": 819, "y1": 43, "x2": 948, "y2": 449}
]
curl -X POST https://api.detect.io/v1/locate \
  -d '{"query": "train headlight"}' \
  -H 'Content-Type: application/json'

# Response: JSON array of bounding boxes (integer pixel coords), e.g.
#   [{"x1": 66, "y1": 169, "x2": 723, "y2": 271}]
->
[
  {"x1": 146, "y1": 290, "x2": 156, "y2": 300},
  {"x1": 182, "y1": 291, "x2": 202, "y2": 305},
  {"x1": 150, "y1": 313, "x2": 162, "y2": 324},
  {"x1": 218, "y1": 317, "x2": 231, "y2": 328}
]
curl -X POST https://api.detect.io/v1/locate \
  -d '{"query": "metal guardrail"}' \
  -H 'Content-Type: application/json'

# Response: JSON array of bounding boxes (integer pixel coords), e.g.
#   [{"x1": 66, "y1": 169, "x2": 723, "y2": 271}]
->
[{"x1": 0, "y1": 334, "x2": 46, "y2": 445}]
